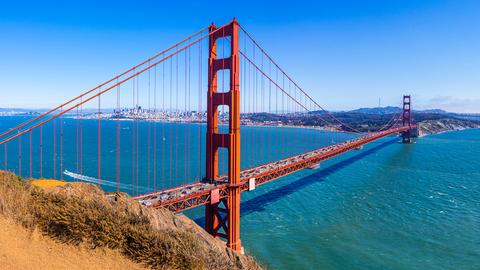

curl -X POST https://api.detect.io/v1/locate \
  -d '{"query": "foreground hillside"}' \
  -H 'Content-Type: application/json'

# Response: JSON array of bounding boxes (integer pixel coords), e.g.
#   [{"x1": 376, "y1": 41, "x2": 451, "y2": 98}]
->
[{"x1": 0, "y1": 171, "x2": 261, "y2": 270}]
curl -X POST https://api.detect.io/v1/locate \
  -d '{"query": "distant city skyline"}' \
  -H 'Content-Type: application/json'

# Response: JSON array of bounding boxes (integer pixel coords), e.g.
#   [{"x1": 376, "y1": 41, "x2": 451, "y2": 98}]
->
[{"x1": 1, "y1": 1, "x2": 479, "y2": 112}]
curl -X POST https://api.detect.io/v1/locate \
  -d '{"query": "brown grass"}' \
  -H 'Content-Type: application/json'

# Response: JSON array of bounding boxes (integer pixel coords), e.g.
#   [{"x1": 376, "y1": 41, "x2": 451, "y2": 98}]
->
[{"x1": 0, "y1": 171, "x2": 261, "y2": 270}]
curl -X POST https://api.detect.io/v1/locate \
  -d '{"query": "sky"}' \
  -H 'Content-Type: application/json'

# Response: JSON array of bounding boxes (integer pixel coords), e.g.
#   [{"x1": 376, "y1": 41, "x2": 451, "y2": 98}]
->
[{"x1": 0, "y1": 0, "x2": 479, "y2": 113}]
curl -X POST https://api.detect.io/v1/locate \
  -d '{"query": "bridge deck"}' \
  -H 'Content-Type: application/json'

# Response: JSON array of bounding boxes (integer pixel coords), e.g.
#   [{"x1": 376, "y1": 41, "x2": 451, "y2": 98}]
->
[{"x1": 134, "y1": 126, "x2": 412, "y2": 212}]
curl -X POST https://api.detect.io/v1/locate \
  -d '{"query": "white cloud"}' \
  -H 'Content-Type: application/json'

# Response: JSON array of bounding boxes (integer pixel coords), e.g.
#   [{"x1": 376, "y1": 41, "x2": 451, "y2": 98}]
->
[{"x1": 416, "y1": 96, "x2": 480, "y2": 113}]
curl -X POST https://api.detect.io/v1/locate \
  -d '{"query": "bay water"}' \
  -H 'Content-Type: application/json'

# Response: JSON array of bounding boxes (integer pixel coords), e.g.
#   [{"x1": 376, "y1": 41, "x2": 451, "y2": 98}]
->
[{"x1": 1, "y1": 116, "x2": 479, "y2": 269}]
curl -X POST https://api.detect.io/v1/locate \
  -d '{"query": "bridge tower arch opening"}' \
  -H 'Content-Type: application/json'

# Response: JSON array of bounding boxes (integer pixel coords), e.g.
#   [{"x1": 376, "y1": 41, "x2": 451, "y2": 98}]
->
[{"x1": 205, "y1": 19, "x2": 242, "y2": 253}]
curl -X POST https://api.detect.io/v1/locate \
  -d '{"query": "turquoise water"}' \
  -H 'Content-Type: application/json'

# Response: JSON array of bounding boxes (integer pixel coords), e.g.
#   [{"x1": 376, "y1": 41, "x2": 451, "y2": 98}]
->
[
  {"x1": 1, "y1": 116, "x2": 479, "y2": 269},
  {"x1": 237, "y1": 129, "x2": 480, "y2": 269},
  {"x1": 0, "y1": 116, "x2": 355, "y2": 194},
  {"x1": 186, "y1": 129, "x2": 480, "y2": 270}
]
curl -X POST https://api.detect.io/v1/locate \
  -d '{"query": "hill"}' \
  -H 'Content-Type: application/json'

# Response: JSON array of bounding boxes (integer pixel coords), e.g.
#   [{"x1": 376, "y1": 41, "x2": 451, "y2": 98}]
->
[
  {"x1": 348, "y1": 106, "x2": 401, "y2": 114},
  {"x1": 244, "y1": 107, "x2": 479, "y2": 134},
  {"x1": 0, "y1": 171, "x2": 261, "y2": 270}
]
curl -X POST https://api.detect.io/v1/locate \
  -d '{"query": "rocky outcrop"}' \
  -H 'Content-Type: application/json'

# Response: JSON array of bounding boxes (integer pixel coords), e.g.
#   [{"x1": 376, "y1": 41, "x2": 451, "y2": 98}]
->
[{"x1": 418, "y1": 118, "x2": 480, "y2": 136}]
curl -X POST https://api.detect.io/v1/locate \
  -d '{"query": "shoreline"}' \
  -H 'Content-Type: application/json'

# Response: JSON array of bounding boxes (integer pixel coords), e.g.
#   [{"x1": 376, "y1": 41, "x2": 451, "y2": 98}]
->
[
  {"x1": 419, "y1": 126, "x2": 480, "y2": 138},
  {"x1": 5, "y1": 114, "x2": 479, "y2": 137},
  {"x1": 64, "y1": 115, "x2": 345, "y2": 132},
  {"x1": 417, "y1": 118, "x2": 480, "y2": 138}
]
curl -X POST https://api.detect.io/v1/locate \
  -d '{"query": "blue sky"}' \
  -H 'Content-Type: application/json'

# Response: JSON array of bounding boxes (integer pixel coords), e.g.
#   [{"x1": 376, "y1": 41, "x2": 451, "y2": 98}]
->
[{"x1": 1, "y1": 0, "x2": 479, "y2": 112}]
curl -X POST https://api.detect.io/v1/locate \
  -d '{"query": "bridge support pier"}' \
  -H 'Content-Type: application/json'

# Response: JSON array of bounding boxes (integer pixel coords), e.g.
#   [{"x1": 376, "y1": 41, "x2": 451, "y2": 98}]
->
[{"x1": 205, "y1": 19, "x2": 242, "y2": 252}]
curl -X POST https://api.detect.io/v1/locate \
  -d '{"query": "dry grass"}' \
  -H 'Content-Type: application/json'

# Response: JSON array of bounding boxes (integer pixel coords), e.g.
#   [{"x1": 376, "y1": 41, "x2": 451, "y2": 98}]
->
[
  {"x1": 0, "y1": 171, "x2": 261, "y2": 270},
  {"x1": 0, "y1": 217, "x2": 147, "y2": 270}
]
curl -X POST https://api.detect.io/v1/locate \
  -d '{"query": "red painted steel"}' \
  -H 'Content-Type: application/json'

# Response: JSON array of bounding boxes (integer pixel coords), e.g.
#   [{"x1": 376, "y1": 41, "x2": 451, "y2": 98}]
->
[
  {"x1": 0, "y1": 19, "x2": 420, "y2": 254},
  {"x1": 205, "y1": 19, "x2": 242, "y2": 252},
  {"x1": 0, "y1": 27, "x2": 211, "y2": 143},
  {"x1": 0, "y1": 26, "x2": 225, "y2": 146},
  {"x1": 135, "y1": 125, "x2": 415, "y2": 212},
  {"x1": 402, "y1": 95, "x2": 413, "y2": 143}
]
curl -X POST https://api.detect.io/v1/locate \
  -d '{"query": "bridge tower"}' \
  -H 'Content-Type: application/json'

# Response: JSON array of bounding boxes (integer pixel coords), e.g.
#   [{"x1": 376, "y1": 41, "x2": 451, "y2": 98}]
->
[
  {"x1": 402, "y1": 95, "x2": 413, "y2": 143},
  {"x1": 205, "y1": 20, "x2": 242, "y2": 252}
]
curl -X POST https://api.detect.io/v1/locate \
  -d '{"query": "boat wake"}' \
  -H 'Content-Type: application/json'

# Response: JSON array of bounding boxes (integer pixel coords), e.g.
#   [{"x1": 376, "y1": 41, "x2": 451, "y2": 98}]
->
[{"x1": 63, "y1": 170, "x2": 148, "y2": 193}]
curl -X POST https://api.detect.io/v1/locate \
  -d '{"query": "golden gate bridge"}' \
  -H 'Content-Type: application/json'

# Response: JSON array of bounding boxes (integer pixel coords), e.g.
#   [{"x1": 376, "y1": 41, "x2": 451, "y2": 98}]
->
[{"x1": 0, "y1": 19, "x2": 417, "y2": 253}]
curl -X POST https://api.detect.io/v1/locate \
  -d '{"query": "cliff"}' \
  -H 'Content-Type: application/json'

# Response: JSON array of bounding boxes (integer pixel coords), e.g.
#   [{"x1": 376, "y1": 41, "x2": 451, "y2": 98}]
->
[
  {"x1": 418, "y1": 118, "x2": 480, "y2": 136},
  {"x1": 0, "y1": 171, "x2": 261, "y2": 270}
]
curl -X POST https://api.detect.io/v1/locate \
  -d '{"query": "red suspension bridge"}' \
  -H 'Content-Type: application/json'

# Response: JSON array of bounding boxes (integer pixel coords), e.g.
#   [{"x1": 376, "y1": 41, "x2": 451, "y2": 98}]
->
[{"x1": 0, "y1": 19, "x2": 417, "y2": 253}]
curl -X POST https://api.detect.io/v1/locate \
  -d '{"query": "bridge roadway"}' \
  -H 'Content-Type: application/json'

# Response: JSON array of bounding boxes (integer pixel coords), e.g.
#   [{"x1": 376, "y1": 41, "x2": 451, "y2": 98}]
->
[{"x1": 134, "y1": 126, "x2": 413, "y2": 212}]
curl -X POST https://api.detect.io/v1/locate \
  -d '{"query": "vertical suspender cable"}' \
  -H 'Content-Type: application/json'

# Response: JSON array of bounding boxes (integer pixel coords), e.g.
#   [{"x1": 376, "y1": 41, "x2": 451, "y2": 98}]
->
[
  {"x1": 98, "y1": 88, "x2": 101, "y2": 185},
  {"x1": 18, "y1": 133, "x2": 21, "y2": 176},
  {"x1": 136, "y1": 73, "x2": 140, "y2": 195},
  {"x1": 148, "y1": 66, "x2": 151, "y2": 191},
  {"x1": 198, "y1": 39, "x2": 202, "y2": 181},
  {"x1": 3, "y1": 143, "x2": 6, "y2": 171},
  {"x1": 175, "y1": 51, "x2": 179, "y2": 189},
  {"x1": 187, "y1": 43, "x2": 191, "y2": 184},
  {"x1": 162, "y1": 59, "x2": 166, "y2": 190},
  {"x1": 252, "y1": 41, "x2": 256, "y2": 166},
  {"x1": 188, "y1": 43, "x2": 192, "y2": 184},
  {"x1": 169, "y1": 57, "x2": 173, "y2": 188},
  {"x1": 39, "y1": 126, "x2": 42, "y2": 178},
  {"x1": 80, "y1": 97, "x2": 83, "y2": 174},
  {"x1": 153, "y1": 65, "x2": 157, "y2": 191},
  {"x1": 60, "y1": 107, "x2": 63, "y2": 180},
  {"x1": 282, "y1": 75, "x2": 285, "y2": 158},
  {"x1": 116, "y1": 79, "x2": 120, "y2": 192},
  {"x1": 184, "y1": 48, "x2": 187, "y2": 186},
  {"x1": 76, "y1": 105, "x2": 79, "y2": 173},
  {"x1": 257, "y1": 51, "x2": 265, "y2": 164},
  {"x1": 29, "y1": 131, "x2": 32, "y2": 177},
  {"x1": 131, "y1": 70, "x2": 135, "y2": 195},
  {"x1": 268, "y1": 60, "x2": 272, "y2": 163},
  {"x1": 53, "y1": 119, "x2": 56, "y2": 179}
]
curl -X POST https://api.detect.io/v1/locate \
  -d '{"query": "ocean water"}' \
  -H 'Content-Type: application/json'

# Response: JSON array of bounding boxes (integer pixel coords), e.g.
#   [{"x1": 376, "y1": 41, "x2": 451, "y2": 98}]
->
[
  {"x1": 1, "y1": 116, "x2": 479, "y2": 269},
  {"x1": 241, "y1": 129, "x2": 480, "y2": 269},
  {"x1": 186, "y1": 129, "x2": 480, "y2": 270},
  {"x1": 0, "y1": 116, "x2": 356, "y2": 194}
]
